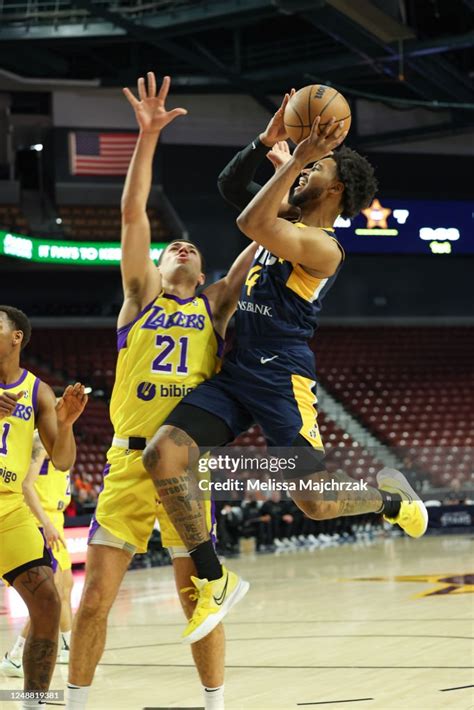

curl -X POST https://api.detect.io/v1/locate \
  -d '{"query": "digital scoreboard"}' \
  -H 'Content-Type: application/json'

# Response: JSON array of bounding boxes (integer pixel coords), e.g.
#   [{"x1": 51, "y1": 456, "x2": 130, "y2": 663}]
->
[{"x1": 334, "y1": 198, "x2": 473, "y2": 255}]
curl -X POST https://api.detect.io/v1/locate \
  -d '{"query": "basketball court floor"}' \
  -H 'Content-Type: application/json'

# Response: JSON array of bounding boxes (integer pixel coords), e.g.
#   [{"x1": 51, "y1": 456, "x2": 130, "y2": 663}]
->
[{"x1": 1, "y1": 534, "x2": 473, "y2": 710}]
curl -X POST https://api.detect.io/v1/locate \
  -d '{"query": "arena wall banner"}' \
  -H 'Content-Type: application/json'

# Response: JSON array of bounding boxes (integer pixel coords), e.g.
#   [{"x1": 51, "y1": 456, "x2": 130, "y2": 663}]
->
[{"x1": 0, "y1": 230, "x2": 167, "y2": 266}]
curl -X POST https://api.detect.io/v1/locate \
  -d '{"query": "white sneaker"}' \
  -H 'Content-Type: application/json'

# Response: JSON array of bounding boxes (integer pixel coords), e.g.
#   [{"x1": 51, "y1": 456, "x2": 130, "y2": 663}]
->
[
  {"x1": 1, "y1": 652, "x2": 23, "y2": 678},
  {"x1": 58, "y1": 647, "x2": 69, "y2": 664}
]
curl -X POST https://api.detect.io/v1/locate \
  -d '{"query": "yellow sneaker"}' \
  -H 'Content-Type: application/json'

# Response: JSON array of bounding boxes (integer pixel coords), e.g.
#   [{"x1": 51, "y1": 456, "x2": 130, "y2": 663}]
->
[
  {"x1": 181, "y1": 566, "x2": 249, "y2": 644},
  {"x1": 377, "y1": 467, "x2": 428, "y2": 538}
]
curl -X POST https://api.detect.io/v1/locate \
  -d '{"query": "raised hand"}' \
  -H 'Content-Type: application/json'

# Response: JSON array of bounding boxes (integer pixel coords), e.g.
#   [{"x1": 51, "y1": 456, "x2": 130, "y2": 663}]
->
[
  {"x1": 123, "y1": 73, "x2": 188, "y2": 134},
  {"x1": 266, "y1": 140, "x2": 292, "y2": 171},
  {"x1": 292, "y1": 116, "x2": 347, "y2": 168},
  {"x1": 55, "y1": 383, "x2": 88, "y2": 427},
  {"x1": 260, "y1": 89, "x2": 296, "y2": 147}
]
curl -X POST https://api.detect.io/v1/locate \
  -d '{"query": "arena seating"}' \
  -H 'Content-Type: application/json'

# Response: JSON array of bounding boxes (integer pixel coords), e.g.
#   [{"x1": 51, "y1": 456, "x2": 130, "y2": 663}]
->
[
  {"x1": 22, "y1": 331, "x2": 116, "y2": 489},
  {"x1": 21, "y1": 326, "x2": 472, "y2": 491},
  {"x1": 25, "y1": 328, "x2": 117, "y2": 392},
  {"x1": 73, "y1": 399, "x2": 113, "y2": 481},
  {"x1": 0, "y1": 204, "x2": 30, "y2": 234},
  {"x1": 313, "y1": 326, "x2": 473, "y2": 486},
  {"x1": 57, "y1": 205, "x2": 167, "y2": 240}
]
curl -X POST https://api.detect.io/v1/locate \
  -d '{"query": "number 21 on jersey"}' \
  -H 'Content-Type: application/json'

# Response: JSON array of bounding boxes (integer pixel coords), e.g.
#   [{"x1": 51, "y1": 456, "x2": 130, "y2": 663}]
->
[{"x1": 152, "y1": 335, "x2": 188, "y2": 375}]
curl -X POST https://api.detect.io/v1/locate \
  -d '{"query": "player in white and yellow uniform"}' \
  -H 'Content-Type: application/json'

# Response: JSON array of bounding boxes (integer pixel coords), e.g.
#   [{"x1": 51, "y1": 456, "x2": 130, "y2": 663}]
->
[
  {"x1": 67, "y1": 73, "x2": 255, "y2": 710},
  {"x1": 1, "y1": 433, "x2": 74, "y2": 678},
  {"x1": 0, "y1": 304, "x2": 87, "y2": 700}
]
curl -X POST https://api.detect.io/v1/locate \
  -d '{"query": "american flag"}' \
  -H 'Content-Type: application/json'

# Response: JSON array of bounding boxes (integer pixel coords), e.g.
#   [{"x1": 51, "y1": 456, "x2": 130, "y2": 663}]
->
[{"x1": 69, "y1": 131, "x2": 137, "y2": 176}]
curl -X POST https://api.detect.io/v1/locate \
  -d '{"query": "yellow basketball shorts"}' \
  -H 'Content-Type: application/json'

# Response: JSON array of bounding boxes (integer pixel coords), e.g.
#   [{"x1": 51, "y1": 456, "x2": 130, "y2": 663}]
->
[
  {"x1": 0, "y1": 503, "x2": 51, "y2": 584},
  {"x1": 91, "y1": 446, "x2": 215, "y2": 554},
  {"x1": 39, "y1": 513, "x2": 72, "y2": 572}
]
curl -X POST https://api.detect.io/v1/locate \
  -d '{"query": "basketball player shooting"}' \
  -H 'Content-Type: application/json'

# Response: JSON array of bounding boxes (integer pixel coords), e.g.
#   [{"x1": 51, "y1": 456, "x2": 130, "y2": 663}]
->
[
  {"x1": 66, "y1": 73, "x2": 256, "y2": 710},
  {"x1": 142, "y1": 92, "x2": 429, "y2": 645}
]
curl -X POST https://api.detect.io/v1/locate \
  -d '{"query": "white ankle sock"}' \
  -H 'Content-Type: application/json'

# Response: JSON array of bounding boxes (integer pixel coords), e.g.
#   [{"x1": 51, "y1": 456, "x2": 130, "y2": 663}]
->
[
  {"x1": 21, "y1": 701, "x2": 44, "y2": 709},
  {"x1": 11, "y1": 634, "x2": 26, "y2": 658},
  {"x1": 66, "y1": 684, "x2": 90, "y2": 710},
  {"x1": 203, "y1": 684, "x2": 225, "y2": 710}
]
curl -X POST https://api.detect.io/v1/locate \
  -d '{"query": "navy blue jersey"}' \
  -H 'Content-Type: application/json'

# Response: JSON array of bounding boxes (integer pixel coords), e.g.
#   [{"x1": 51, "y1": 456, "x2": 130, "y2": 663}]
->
[{"x1": 235, "y1": 224, "x2": 344, "y2": 346}]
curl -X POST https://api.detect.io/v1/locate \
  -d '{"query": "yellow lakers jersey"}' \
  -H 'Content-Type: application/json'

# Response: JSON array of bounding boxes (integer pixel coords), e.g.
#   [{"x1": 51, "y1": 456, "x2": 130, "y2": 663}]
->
[
  {"x1": 0, "y1": 369, "x2": 40, "y2": 516},
  {"x1": 111, "y1": 292, "x2": 222, "y2": 437},
  {"x1": 34, "y1": 459, "x2": 71, "y2": 524}
]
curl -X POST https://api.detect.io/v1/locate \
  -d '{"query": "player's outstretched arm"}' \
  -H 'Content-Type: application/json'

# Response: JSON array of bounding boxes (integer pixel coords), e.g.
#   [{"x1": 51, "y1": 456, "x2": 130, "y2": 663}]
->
[
  {"x1": 36, "y1": 382, "x2": 87, "y2": 472},
  {"x1": 237, "y1": 116, "x2": 347, "y2": 277},
  {"x1": 217, "y1": 140, "x2": 267, "y2": 211},
  {"x1": 22, "y1": 432, "x2": 66, "y2": 551},
  {"x1": 203, "y1": 242, "x2": 258, "y2": 335},
  {"x1": 217, "y1": 91, "x2": 295, "y2": 211},
  {"x1": 120, "y1": 73, "x2": 187, "y2": 326}
]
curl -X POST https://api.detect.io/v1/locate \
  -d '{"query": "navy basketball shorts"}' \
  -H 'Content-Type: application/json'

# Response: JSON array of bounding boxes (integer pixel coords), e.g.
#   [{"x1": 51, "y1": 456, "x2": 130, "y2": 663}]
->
[{"x1": 164, "y1": 345, "x2": 326, "y2": 476}]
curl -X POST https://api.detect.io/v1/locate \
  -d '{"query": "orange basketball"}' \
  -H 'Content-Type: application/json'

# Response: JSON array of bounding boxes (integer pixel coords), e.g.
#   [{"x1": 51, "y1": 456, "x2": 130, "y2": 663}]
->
[{"x1": 283, "y1": 84, "x2": 351, "y2": 144}]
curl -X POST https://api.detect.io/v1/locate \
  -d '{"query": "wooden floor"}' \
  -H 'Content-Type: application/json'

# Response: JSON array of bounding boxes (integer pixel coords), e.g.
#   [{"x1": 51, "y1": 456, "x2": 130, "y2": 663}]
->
[{"x1": 1, "y1": 534, "x2": 473, "y2": 710}]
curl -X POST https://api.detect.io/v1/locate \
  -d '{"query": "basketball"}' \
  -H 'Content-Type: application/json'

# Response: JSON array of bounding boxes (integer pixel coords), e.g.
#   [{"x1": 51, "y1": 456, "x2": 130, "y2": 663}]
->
[{"x1": 283, "y1": 84, "x2": 352, "y2": 144}]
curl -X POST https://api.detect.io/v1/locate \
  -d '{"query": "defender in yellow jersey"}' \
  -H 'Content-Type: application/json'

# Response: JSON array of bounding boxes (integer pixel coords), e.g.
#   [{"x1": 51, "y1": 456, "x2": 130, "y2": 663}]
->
[
  {"x1": 2, "y1": 432, "x2": 75, "y2": 678},
  {"x1": 92, "y1": 291, "x2": 220, "y2": 552},
  {"x1": 68, "y1": 73, "x2": 253, "y2": 710},
  {"x1": 0, "y1": 305, "x2": 87, "y2": 697}
]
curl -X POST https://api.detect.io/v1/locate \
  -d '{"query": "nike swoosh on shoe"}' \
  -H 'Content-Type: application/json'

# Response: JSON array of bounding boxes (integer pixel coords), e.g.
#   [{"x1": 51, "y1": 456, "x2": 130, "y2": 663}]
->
[{"x1": 213, "y1": 574, "x2": 229, "y2": 605}]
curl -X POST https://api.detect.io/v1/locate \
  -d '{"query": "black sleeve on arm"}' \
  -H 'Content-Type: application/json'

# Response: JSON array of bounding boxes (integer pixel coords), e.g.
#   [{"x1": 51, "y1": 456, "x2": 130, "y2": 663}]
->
[{"x1": 217, "y1": 136, "x2": 270, "y2": 211}]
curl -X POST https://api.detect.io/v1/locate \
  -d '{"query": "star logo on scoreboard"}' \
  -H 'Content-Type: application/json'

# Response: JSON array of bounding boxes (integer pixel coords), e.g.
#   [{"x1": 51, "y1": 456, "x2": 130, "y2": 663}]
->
[{"x1": 362, "y1": 198, "x2": 392, "y2": 229}]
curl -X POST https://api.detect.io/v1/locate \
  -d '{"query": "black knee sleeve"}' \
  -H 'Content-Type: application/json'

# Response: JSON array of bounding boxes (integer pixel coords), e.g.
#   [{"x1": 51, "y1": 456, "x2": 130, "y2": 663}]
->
[
  {"x1": 281, "y1": 434, "x2": 327, "y2": 480},
  {"x1": 163, "y1": 403, "x2": 234, "y2": 449}
]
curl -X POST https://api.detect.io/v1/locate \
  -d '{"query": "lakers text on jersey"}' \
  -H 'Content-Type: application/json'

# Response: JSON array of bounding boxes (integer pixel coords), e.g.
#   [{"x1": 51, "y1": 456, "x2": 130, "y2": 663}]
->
[{"x1": 111, "y1": 292, "x2": 223, "y2": 439}]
